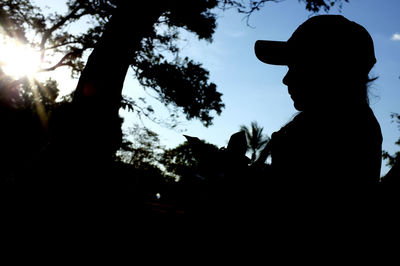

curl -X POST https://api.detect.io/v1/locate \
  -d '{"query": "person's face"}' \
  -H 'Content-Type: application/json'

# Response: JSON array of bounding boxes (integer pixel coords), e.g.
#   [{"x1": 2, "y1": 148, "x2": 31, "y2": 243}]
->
[{"x1": 282, "y1": 61, "x2": 328, "y2": 111}]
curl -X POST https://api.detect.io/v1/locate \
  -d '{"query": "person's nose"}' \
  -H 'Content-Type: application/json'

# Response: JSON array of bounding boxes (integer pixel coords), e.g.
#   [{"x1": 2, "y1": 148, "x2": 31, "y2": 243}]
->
[{"x1": 283, "y1": 69, "x2": 290, "y2": 86}]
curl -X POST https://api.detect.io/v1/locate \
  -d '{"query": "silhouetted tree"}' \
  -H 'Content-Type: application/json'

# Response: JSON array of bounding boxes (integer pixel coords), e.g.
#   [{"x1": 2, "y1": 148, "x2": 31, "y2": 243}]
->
[
  {"x1": 220, "y1": 0, "x2": 348, "y2": 24},
  {"x1": 117, "y1": 124, "x2": 164, "y2": 170},
  {"x1": 382, "y1": 113, "x2": 400, "y2": 168},
  {"x1": 0, "y1": 69, "x2": 61, "y2": 184},
  {"x1": 0, "y1": 68, "x2": 59, "y2": 111},
  {"x1": 162, "y1": 138, "x2": 220, "y2": 182},
  {"x1": 381, "y1": 113, "x2": 400, "y2": 183},
  {"x1": 240, "y1": 121, "x2": 270, "y2": 162}
]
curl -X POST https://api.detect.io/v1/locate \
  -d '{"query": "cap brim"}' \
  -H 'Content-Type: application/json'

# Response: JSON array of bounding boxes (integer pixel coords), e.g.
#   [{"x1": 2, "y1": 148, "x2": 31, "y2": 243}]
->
[{"x1": 254, "y1": 40, "x2": 289, "y2": 65}]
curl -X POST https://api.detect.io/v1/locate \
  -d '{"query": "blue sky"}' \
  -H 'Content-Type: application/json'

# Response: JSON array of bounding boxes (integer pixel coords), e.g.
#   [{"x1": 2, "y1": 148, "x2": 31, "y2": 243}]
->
[{"x1": 121, "y1": 0, "x2": 400, "y2": 176}]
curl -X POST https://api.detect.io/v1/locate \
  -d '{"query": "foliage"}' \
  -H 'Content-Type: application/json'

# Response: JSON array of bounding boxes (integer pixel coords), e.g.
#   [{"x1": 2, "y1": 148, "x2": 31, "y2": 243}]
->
[
  {"x1": 135, "y1": 57, "x2": 223, "y2": 126},
  {"x1": 300, "y1": 0, "x2": 349, "y2": 13},
  {"x1": 115, "y1": 125, "x2": 181, "y2": 202},
  {"x1": 0, "y1": 0, "x2": 41, "y2": 43},
  {"x1": 219, "y1": 0, "x2": 349, "y2": 24},
  {"x1": 240, "y1": 121, "x2": 270, "y2": 162},
  {"x1": 0, "y1": 67, "x2": 59, "y2": 111},
  {"x1": 117, "y1": 124, "x2": 164, "y2": 169},
  {"x1": 382, "y1": 113, "x2": 400, "y2": 167},
  {"x1": 219, "y1": 0, "x2": 348, "y2": 12},
  {"x1": 161, "y1": 138, "x2": 220, "y2": 181},
  {"x1": 0, "y1": 69, "x2": 60, "y2": 182}
]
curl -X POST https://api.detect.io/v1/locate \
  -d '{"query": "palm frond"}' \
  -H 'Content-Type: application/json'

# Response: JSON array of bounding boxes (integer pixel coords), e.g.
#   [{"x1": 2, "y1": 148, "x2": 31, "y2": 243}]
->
[{"x1": 239, "y1": 121, "x2": 270, "y2": 162}]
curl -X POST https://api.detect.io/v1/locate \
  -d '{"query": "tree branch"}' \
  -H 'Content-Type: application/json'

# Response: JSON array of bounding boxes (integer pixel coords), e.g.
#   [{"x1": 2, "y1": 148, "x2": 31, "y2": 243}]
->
[
  {"x1": 45, "y1": 40, "x2": 82, "y2": 50},
  {"x1": 39, "y1": 5, "x2": 84, "y2": 63},
  {"x1": 38, "y1": 51, "x2": 78, "y2": 72}
]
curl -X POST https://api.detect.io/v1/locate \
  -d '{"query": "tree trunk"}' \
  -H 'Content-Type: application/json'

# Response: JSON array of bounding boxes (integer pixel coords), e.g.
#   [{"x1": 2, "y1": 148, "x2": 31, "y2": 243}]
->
[
  {"x1": 73, "y1": 2, "x2": 164, "y2": 113},
  {"x1": 49, "y1": 2, "x2": 166, "y2": 183},
  {"x1": 69, "y1": 2, "x2": 164, "y2": 161}
]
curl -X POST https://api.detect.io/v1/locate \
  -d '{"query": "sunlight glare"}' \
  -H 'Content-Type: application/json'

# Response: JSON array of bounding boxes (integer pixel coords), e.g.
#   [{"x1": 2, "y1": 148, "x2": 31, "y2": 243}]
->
[{"x1": 0, "y1": 35, "x2": 41, "y2": 79}]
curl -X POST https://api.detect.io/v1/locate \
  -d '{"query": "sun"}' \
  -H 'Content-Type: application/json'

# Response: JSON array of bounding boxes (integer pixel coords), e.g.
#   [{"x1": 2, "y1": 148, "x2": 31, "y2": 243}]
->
[{"x1": 0, "y1": 35, "x2": 41, "y2": 79}]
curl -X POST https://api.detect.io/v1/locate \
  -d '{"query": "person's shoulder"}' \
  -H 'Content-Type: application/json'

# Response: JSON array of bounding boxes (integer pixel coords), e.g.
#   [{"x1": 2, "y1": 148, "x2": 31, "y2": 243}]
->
[{"x1": 273, "y1": 112, "x2": 306, "y2": 134}]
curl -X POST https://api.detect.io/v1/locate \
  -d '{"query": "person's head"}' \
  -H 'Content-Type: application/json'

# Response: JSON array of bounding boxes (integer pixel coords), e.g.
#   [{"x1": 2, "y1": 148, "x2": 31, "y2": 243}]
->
[{"x1": 255, "y1": 15, "x2": 376, "y2": 111}]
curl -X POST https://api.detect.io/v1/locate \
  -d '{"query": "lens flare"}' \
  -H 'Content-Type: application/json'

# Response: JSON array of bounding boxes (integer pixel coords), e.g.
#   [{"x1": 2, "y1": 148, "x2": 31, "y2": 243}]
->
[{"x1": 0, "y1": 36, "x2": 41, "y2": 79}]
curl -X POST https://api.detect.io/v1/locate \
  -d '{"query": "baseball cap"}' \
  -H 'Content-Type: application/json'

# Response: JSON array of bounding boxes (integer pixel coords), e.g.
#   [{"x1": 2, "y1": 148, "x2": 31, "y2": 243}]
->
[{"x1": 254, "y1": 15, "x2": 376, "y2": 73}]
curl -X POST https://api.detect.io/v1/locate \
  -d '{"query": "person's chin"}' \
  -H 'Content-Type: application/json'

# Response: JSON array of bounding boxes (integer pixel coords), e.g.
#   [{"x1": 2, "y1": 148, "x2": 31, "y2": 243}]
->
[{"x1": 293, "y1": 101, "x2": 305, "y2": 111}]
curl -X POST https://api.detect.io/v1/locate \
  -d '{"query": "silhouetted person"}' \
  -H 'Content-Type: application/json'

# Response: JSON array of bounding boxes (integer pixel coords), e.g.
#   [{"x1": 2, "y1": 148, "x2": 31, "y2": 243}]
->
[
  {"x1": 224, "y1": 131, "x2": 250, "y2": 177},
  {"x1": 254, "y1": 15, "x2": 382, "y2": 189},
  {"x1": 184, "y1": 132, "x2": 252, "y2": 216}
]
